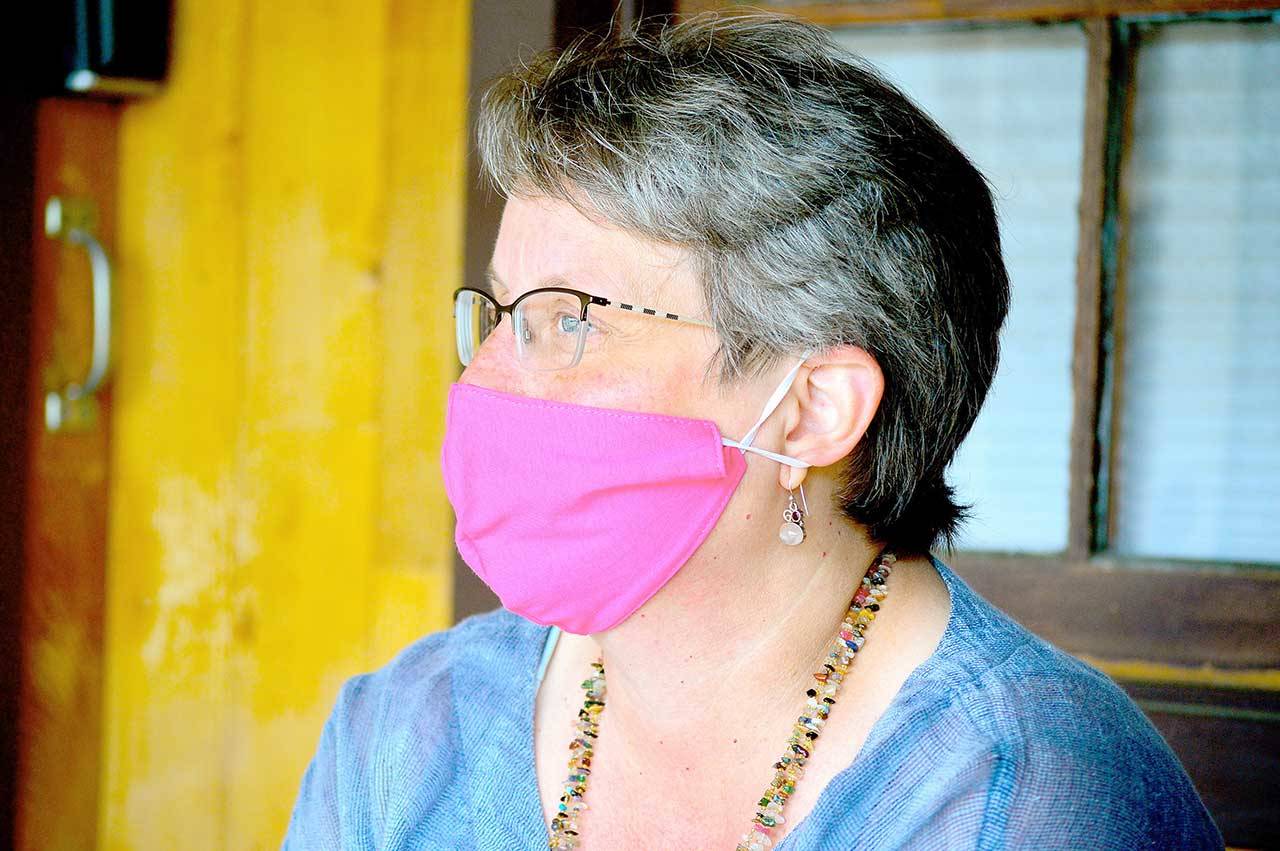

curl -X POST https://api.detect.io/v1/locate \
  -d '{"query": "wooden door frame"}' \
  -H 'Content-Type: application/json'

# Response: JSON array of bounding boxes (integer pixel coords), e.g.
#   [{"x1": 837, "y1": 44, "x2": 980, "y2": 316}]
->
[
  {"x1": 0, "y1": 92, "x2": 38, "y2": 851},
  {"x1": 4, "y1": 97, "x2": 119, "y2": 851}
]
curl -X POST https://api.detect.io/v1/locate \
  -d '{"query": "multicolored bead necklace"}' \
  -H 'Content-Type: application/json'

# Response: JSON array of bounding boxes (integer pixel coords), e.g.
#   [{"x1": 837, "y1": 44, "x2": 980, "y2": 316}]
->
[{"x1": 547, "y1": 549, "x2": 896, "y2": 850}]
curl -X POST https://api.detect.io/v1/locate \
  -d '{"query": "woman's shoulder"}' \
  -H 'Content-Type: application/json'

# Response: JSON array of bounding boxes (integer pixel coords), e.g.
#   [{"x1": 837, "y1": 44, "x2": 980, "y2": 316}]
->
[
  {"x1": 323, "y1": 605, "x2": 539, "y2": 730},
  {"x1": 329, "y1": 605, "x2": 545, "y2": 757},
  {"x1": 367, "y1": 605, "x2": 543, "y2": 698},
  {"x1": 282, "y1": 606, "x2": 545, "y2": 849},
  {"x1": 847, "y1": 555, "x2": 1224, "y2": 849}
]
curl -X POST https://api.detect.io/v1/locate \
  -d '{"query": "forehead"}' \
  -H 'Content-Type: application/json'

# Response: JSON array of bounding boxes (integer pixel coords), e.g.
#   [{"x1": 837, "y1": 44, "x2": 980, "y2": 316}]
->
[{"x1": 489, "y1": 194, "x2": 697, "y2": 311}]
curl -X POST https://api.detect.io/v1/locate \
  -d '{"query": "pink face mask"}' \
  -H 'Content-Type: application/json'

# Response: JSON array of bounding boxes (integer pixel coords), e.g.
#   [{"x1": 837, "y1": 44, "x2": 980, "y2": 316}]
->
[{"x1": 440, "y1": 354, "x2": 812, "y2": 635}]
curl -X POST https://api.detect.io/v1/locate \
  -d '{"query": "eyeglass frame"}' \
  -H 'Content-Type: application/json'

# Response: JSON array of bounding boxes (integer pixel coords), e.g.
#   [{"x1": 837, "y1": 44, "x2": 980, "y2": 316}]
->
[{"x1": 452, "y1": 285, "x2": 716, "y2": 369}]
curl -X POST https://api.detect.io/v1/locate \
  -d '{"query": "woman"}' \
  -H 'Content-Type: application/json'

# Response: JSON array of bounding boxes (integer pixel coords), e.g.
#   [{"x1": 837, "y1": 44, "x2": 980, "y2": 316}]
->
[{"x1": 284, "y1": 11, "x2": 1222, "y2": 850}]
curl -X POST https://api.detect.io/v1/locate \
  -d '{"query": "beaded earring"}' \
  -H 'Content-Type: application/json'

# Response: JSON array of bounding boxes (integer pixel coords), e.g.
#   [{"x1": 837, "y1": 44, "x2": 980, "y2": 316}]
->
[{"x1": 779, "y1": 482, "x2": 808, "y2": 546}]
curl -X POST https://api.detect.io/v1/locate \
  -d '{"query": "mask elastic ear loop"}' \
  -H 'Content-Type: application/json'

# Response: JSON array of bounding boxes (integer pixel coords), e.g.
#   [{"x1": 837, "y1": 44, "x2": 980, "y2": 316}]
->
[{"x1": 721, "y1": 350, "x2": 815, "y2": 467}]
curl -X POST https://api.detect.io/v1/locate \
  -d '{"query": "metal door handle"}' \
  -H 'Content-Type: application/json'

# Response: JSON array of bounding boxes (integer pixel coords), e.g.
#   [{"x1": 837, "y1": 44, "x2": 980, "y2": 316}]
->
[{"x1": 44, "y1": 196, "x2": 113, "y2": 432}]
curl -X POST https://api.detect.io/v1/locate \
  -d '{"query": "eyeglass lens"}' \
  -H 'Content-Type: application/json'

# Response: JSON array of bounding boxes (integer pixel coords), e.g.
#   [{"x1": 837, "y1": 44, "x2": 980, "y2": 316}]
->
[{"x1": 454, "y1": 290, "x2": 589, "y2": 371}]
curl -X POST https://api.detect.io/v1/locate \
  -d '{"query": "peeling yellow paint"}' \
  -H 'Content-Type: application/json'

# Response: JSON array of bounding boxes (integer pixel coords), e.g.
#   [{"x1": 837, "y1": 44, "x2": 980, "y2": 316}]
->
[{"x1": 142, "y1": 475, "x2": 239, "y2": 675}]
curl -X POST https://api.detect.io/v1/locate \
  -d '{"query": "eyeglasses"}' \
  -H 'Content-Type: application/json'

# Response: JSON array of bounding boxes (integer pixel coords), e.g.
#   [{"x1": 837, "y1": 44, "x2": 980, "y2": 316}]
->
[{"x1": 453, "y1": 285, "x2": 715, "y2": 371}]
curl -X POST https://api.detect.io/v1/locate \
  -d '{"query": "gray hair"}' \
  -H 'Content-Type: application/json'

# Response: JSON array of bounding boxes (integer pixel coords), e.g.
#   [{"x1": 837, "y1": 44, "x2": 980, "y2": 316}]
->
[{"x1": 475, "y1": 10, "x2": 1010, "y2": 552}]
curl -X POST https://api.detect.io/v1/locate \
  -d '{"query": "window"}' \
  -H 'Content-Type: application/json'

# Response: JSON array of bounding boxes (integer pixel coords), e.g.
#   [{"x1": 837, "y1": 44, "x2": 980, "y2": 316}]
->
[{"x1": 1111, "y1": 20, "x2": 1280, "y2": 564}]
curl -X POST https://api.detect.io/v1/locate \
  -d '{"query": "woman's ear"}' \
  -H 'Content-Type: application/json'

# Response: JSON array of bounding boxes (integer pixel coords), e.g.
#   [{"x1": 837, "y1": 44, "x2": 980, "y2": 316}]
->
[{"x1": 779, "y1": 345, "x2": 884, "y2": 490}]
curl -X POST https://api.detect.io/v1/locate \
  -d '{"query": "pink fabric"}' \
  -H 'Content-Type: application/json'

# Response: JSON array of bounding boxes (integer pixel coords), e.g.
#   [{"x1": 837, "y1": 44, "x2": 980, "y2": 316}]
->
[{"x1": 440, "y1": 382, "x2": 748, "y2": 634}]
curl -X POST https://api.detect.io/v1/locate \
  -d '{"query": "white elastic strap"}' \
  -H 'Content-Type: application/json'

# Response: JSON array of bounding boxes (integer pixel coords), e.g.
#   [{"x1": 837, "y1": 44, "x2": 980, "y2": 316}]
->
[
  {"x1": 721, "y1": 441, "x2": 811, "y2": 468},
  {"x1": 721, "y1": 350, "x2": 814, "y2": 469}
]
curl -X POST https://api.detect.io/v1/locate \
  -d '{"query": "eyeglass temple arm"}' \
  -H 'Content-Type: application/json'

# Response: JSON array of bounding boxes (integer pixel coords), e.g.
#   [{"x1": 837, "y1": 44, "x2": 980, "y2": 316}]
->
[{"x1": 601, "y1": 297, "x2": 715, "y2": 328}]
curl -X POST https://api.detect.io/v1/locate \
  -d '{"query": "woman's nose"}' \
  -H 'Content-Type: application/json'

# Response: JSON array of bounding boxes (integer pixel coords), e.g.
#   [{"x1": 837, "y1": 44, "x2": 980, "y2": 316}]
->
[
  {"x1": 459, "y1": 316, "x2": 520, "y2": 390},
  {"x1": 458, "y1": 318, "x2": 577, "y2": 402}
]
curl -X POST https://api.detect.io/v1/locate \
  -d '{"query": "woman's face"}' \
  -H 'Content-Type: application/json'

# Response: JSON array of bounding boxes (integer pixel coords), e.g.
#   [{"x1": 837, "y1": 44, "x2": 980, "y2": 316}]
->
[{"x1": 460, "y1": 193, "x2": 734, "y2": 422}]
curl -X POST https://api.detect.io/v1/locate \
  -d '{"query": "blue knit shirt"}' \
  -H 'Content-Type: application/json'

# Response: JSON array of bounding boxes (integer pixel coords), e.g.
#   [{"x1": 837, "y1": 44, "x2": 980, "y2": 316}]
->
[{"x1": 282, "y1": 557, "x2": 1223, "y2": 849}]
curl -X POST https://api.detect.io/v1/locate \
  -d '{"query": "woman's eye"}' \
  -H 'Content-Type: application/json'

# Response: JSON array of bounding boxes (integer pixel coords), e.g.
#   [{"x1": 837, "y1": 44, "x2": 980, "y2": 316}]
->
[{"x1": 556, "y1": 313, "x2": 598, "y2": 335}]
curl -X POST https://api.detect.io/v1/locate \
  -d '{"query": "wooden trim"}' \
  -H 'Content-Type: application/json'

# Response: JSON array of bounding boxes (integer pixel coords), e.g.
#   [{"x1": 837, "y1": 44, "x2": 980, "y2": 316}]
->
[
  {"x1": 1124, "y1": 682, "x2": 1280, "y2": 715},
  {"x1": 1093, "y1": 20, "x2": 1139, "y2": 552},
  {"x1": 950, "y1": 553, "x2": 1280, "y2": 673},
  {"x1": 1067, "y1": 19, "x2": 1112, "y2": 560},
  {"x1": 0, "y1": 93, "x2": 37, "y2": 851},
  {"x1": 1122, "y1": 682, "x2": 1280, "y2": 848},
  {"x1": 1081, "y1": 656, "x2": 1280, "y2": 692},
  {"x1": 677, "y1": 0, "x2": 1280, "y2": 26}
]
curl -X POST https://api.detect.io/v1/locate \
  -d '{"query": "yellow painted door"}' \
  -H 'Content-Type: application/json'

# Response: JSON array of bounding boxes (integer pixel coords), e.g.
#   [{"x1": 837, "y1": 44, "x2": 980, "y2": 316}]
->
[{"x1": 14, "y1": 2, "x2": 469, "y2": 849}]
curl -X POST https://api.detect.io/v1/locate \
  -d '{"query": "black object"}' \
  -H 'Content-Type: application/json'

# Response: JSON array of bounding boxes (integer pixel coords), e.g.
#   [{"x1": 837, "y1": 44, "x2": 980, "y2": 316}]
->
[
  {"x1": 3, "y1": 0, "x2": 171, "y2": 98},
  {"x1": 554, "y1": 0, "x2": 675, "y2": 50}
]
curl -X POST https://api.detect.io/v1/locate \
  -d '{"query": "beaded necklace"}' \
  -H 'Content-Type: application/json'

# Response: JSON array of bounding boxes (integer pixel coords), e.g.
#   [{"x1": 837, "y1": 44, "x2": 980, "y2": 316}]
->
[{"x1": 547, "y1": 549, "x2": 896, "y2": 850}]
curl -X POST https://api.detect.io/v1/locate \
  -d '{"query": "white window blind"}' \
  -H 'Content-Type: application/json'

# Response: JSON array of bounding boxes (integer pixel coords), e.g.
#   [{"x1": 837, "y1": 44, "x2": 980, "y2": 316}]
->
[
  {"x1": 831, "y1": 24, "x2": 1086, "y2": 553},
  {"x1": 1111, "y1": 20, "x2": 1280, "y2": 565}
]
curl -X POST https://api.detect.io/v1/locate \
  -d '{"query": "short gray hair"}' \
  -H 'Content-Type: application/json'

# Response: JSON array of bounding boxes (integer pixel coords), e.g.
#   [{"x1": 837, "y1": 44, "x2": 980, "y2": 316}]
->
[{"x1": 475, "y1": 10, "x2": 1010, "y2": 552}]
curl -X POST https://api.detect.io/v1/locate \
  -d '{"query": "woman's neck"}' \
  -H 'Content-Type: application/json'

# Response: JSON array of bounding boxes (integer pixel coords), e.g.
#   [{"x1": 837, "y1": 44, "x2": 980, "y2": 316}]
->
[{"x1": 552, "y1": 472, "x2": 916, "y2": 787}]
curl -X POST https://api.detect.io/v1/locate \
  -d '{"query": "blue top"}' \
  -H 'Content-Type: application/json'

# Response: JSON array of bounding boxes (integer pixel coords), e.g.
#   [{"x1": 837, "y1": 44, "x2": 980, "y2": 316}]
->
[{"x1": 282, "y1": 557, "x2": 1224, "y2": 850}]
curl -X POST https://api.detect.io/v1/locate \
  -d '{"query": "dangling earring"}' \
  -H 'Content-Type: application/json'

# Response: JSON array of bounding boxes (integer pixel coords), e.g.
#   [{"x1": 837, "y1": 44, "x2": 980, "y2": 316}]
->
[{"x1": 779, "y1": 482, "x2": 808, "y2": 546}]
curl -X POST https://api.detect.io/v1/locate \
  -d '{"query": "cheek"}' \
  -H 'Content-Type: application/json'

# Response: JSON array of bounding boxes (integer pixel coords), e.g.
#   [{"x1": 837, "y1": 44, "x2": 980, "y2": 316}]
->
[
  {"x1": 477, "y1": 339, "x2": 721, "y2": 419},
  {"x1": 570, "y1": 360, "x2": 704, "y2": 417},
  {"x1": 573, "y1": 370, "x2": 661, "y2": 411}
]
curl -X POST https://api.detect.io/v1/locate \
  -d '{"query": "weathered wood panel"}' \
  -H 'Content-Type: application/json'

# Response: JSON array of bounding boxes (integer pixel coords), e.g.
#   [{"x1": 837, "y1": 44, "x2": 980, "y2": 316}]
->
[
  {"x1": 102, "y1": 0, "x2": 469, "y2": 847},
  {"x1": 16, "y1": 98, "x2": 118, "y2": 851}
]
